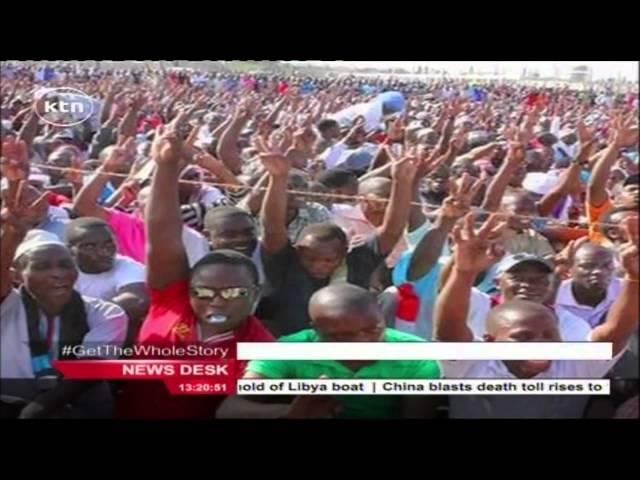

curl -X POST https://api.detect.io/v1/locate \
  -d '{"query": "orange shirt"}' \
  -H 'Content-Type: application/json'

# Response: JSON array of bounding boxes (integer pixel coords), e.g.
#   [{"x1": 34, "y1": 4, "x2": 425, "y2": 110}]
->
[{"x1": 586, "y1": 198, "x2": 612, "y2": 245}]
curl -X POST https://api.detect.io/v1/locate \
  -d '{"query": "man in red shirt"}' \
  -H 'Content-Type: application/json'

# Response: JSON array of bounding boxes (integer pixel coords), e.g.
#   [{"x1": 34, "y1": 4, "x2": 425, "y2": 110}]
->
[{"x1": 116, "y1": 117, "x2": 273, "y2": 419}]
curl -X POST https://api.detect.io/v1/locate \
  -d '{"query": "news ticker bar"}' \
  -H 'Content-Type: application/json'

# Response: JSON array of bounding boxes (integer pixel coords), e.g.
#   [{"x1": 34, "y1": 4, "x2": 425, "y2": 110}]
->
[
  {"x1": 237, "y1": 379, "x2": 611, "y2": 396},
  {"x1": 236, "y1": 342, "x2": 613, "y2": 360},
  {"x1": 52, "y1": 361, "x2": 611, "y2": 396}
]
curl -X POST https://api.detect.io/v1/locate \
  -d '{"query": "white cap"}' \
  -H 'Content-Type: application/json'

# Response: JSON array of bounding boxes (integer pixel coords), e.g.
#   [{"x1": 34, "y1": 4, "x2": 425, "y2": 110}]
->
[
  {"x1": 523, "y1": 172, "x2": 559, "y2": 196},
  {"x1": 14, "y1": 230, "x2": 66, "y2": 261}
]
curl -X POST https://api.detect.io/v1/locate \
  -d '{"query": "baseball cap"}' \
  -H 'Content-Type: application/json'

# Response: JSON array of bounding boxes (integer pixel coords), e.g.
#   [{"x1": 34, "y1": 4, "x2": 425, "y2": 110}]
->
[{"x1": 496, "y1": 253, "x2": 554, "y2": 276}]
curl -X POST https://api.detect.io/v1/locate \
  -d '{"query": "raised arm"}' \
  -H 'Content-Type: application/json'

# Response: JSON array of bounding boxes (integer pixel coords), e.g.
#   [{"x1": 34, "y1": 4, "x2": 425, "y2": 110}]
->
[
  {"x1": 591, "y1": 219, "x2": 639, "y2": 355},
  {"x1": 73, "y1": 139, "x2": 134, "y2": 220},
  {"x1": 117, "y1": 93, "x2": 146, "y2": 143},
  {"x1": 0, "y1": 181, "x2": 48, "y2": 300},
  {"x1": 408, "y1": 174, "x2": 481, "y2": 281},
  {"x1": 217, "y1": 99, "x2": 256, "y2": 175},
  {"x1": 264, "y1": 94, "x2": 288, "y2": 127},
  {"x1": 537, "y1": 139, "x2": 595, "y2": 217},
  {"x1": 375, "y1": 150, "x2": 418, "y2": 255},
  {"x1": 145, "y1": 121, "x2": 191, "y2": 290},
  {"x1": 241, "y1": 171, "x2": 269, "y2": 216},
  {"x1": 588, "y1": 113, "x2": 638, "y2": 208},
  {"x1": 193, "y1": 152, "x2": 244, "y2": 188},
  {"x1": 259, "y1": 152, "x2": 290, "y2": 254},
  {"x1": 88, "y1": 114, "x2": 120, "y2": 159},
  {"x1": 434, "y1": 214, "x2": 505, "y2": 342},
  {"x1": 17, "y1": 96, "x2": 45, "y2": 155},
  {"x1": 100, "y1": 82, "x2": 118, "y2": 124},
  {"x1": 481, "y1": 141, "x2": 525, "y2": 212}
]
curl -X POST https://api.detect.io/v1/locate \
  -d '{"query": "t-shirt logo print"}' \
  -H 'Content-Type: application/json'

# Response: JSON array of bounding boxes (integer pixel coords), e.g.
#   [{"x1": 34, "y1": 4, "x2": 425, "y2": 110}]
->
[{"x1": 172, "y1": 323, "x2": 191, "y2": 340}]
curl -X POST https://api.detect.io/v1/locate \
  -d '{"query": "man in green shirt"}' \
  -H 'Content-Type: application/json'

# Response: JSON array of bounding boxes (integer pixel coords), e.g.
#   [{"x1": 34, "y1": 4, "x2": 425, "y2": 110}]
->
[{"x1": 217, "y1": 284, "x2": 441, "y2": 419}]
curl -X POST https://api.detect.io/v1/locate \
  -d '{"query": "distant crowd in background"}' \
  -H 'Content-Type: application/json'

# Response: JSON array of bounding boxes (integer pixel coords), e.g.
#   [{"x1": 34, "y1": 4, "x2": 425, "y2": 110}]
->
[{"x1": 1, "y1": 61, "x2": 638, "y2": 419}]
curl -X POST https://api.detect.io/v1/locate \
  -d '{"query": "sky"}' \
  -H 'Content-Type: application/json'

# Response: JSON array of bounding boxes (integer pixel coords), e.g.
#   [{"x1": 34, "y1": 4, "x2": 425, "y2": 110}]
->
[{"x1": 288, "y1": 61, "x2": 639, "y2": 81}]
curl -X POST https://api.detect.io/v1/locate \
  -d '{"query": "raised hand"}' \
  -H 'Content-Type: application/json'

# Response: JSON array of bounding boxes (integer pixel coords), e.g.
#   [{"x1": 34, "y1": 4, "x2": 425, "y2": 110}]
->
[
  {"x1": 612, "y1": 112, "x2": 639, "y2": 148},
  {"x1": 151, "y1": 127, "x2": 183, "y2": 166},
  {"x1": 0, "y1": 180, "x2": 49, "y2": 235},
  {"x1": 442, "y1": 173, "x2": 484, "y2": 219},
  {"x1": 576, "y1": 116, "x2": 595, "y2": 145},
  {"x1": 292, "y1": 126, "x2": 316, "y2": 154},
  {"x1": 235, "y1": 96, "x2": 259, "y2": 122},
  {"x1": 505, "y1": 133, "x2": 526, "y2": 166},
  {"x1": 193, "y1": 151, "x2": 225, "y2": 174},
  {"x1": 1, "y1": 137, "x2": 30, "y2": 181},
  {"x1": 452, "y1": 213, "x2": 507, "y2": 275},
  {"x1": 620, "y1": 217, "x2": 639, "y2": 280},
  {"x1": 572, "y1": 137, "x2": 597, "y2": 165},
  {"x1": 451, "y1": 128, "x2": 466, "y2": 153},
  {"x1": 259, "y1": 152, "x2": 290, "y2": 178},
  {"x1": 104, "y1": 137, "x2": 135, "y2": 172},
  {"x1": 389, "y1": 150, "x2": 419, "y2": 185},
  {"x1": 413, "y1": 145, "x2": 441, "y2": 179},
  {"x1": 342, "y1": 116, "x2": 366, "y2": 144},
  {"x1": 387, "y1": 116, "x2": 405, "y2": 142},
  {"x1": 128, "y1": 92, "x2": 147, "y2": 111}
]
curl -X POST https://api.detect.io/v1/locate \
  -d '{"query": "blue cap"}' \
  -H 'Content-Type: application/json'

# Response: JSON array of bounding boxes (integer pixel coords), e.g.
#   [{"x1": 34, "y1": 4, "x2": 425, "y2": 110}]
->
[{"x1": 378, "y1": 91, "x2": 405, "y2": 113}]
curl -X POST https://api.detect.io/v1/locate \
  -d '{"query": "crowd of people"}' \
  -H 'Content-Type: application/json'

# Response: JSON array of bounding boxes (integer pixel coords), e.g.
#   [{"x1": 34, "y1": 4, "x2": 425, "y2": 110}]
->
[{"x1": 1, "y1": 62, "x2": 638, "y2": 419}]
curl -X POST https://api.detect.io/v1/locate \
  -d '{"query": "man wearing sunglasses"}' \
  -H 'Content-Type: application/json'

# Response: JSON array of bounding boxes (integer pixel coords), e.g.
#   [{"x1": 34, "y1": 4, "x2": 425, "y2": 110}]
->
[{"x1": 115, "y1": 125, "x2": 273, "y2": 419}]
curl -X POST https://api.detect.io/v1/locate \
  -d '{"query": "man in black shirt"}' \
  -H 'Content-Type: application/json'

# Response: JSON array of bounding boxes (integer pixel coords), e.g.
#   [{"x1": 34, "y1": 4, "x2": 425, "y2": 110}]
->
[{"x1": 257, "y1": 149, "x2": 418, "y2": 337}]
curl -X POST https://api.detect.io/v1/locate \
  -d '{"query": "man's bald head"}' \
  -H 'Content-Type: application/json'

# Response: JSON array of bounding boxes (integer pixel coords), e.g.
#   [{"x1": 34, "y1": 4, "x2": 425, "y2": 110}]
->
[
  {"x1": 309, "y1": 284, "x2": 384, "y2": 342},
  {"x1": 485, "y1": 300, "x2": 560, "y2": 341},
  {"x1": 574, "y1": 242, "x2": 613, "y2": 261},
  {"x1": 310, "y1": 284, "x2": 378, "y2": 315},
  {"x1": 486, "y1": 300, "x2": 561, "y2": 378},
  {"x1": 359, "y1": 177, "x2": 392, "y2": 198}
]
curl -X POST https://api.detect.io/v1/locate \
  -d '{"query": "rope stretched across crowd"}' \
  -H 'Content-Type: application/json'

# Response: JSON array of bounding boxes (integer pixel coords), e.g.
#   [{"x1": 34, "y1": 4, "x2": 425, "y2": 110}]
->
[{"x1": 32, "y1": 162, "x2": 619, "y2": 229}]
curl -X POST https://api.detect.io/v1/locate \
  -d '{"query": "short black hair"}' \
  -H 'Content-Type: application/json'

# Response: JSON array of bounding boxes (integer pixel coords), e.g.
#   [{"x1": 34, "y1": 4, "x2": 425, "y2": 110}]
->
[
  {"x1": 64, "y1": 217, "x2": 112, "y2": 245},
  {"x1": 203, "y1": 206, "x2": 255, "y2": 232},
  {"x1": 316, "y1": 168, "x2": 358, "y2": 189},
  {"x1": 191, "y1": 249, "x2": 260, "y2": 286},
  {"x1": 298, "y1": 222, "x2": 348, "y2": 246},
  {"x1": 317, "y1": 118, "x2": 339, "y2": 133},
  {"x1": 307, "y1": 181, "x2": 330, "y2": 193},
  {"x1": 623, "y1": 173, "x2": 639, "y2": 187},
  {"x1": 599, "y1": 205, "x2": 638, "y2": 235}
]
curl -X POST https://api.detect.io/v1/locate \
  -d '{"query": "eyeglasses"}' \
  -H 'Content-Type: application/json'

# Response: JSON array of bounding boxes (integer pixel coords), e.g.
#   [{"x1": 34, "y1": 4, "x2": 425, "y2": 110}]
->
[{"x1": 189, "y1": 286, "x2": 255, "y2": 301}]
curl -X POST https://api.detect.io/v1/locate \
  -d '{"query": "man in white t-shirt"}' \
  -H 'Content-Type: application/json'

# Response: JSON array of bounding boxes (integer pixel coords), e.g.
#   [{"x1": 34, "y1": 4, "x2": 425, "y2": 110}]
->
[
  {"x1": 433, "y1": 213, "x2": 639, "y2": 418},
  {"x1": 554, "y1": 242, "x2": 620, "y2": 328},
  {"x1": 465, "y1": 253, "x2": 592, "y2": 341},
  {"x1": 64, "y1": 217, "x2": 149, "y2": 345}
]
